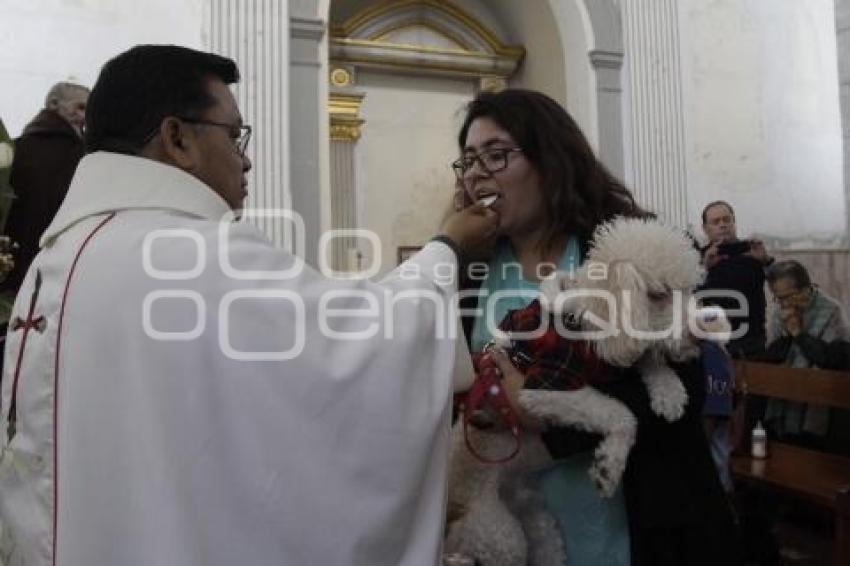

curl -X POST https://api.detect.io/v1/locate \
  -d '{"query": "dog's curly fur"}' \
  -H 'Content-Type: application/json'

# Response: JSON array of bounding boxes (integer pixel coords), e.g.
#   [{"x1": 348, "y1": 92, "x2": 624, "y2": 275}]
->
[{"x1": 446, "y1": 218, "x2": 704, "y2": 566}]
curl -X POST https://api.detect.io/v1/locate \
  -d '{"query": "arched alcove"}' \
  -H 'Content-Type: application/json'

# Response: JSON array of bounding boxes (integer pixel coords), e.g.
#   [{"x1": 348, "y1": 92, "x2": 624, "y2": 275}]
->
[{"x1": 325, "y1": 0, "x2": 524, "y2": 273}]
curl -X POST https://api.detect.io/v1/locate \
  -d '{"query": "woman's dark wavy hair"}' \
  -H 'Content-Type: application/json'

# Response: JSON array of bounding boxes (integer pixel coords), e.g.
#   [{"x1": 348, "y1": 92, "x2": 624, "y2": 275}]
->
[{"x1": 458, "y1": 89, "x2": 652, "y2": 247}]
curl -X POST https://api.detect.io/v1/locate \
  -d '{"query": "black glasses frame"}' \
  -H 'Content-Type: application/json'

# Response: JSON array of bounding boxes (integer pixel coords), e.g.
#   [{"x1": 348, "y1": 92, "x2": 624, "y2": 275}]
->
[
  {"x1": 178, "y1": 117, "x2": 252, "y2": 156},
  {"x1": 772, "y1": 285, "x2": 814, "y2": 304},
  {"x1": 451, "y1": 147, "x2": 522, "y2": 179}
]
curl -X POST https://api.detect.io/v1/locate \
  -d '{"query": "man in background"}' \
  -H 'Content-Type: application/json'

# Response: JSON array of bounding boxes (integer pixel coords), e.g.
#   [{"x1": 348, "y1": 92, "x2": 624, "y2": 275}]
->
[
  {"x1": 1, "y1": 82, "x2": 88, "y2": 293},
  {"x1": 700, "y1": 200, "x2": 774, "y2": 359}
]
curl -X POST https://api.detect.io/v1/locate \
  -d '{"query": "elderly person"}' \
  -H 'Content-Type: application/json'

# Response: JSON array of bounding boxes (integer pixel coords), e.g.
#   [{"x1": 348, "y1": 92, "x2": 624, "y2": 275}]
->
[
  {"x1": 763, "y1": 260, "x2": 850, "y2": 448},
  {"x1": 2, "y1": 82, "x2": 89, "y2": 293}
]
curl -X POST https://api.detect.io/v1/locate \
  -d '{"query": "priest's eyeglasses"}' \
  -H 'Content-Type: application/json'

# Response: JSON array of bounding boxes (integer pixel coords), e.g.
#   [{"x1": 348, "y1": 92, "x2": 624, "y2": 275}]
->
[
  {"x1": 451, "y1": 147, "x2": 523, "y2": 179},
  {"x1": 179, "y1": 117, "x2": 253, "y2": 156}
]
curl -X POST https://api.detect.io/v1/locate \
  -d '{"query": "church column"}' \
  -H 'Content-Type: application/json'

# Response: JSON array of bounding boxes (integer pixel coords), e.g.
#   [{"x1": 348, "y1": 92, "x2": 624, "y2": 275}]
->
[
  {"x1": 289, "y1": 15, "x2": 326, "y2": 266},
  {"x1": 589, "y1": 49, "x2": 625, "y2": 179},
  {"x1": 328, "y1": 76, "x2": 364, "y2": 272},
  {"x1": 622, "y1": 0, "x2": 689, "y2": 227},
  {"x1": 204, "y1": 0, "x2": 292, "y2": 246}
]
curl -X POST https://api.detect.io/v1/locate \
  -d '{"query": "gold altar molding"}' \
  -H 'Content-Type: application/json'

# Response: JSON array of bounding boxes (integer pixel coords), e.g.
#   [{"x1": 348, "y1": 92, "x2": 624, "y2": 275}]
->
[
  {"x1": 329, "y1": 0, "x2": 524, "y2": 80},
  {"x1": 329, "y1": 91, "x2": 365, "y2": 142}
]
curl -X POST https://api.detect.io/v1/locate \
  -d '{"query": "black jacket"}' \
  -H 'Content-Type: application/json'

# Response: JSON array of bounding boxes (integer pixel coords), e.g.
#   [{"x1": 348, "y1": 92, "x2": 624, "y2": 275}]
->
[
  {"x1": 699, "y1": 247, "x2": 768, "y2": 358},
  {"x1": 2, "y1": 109, "x2": 84, "y2": 292}
]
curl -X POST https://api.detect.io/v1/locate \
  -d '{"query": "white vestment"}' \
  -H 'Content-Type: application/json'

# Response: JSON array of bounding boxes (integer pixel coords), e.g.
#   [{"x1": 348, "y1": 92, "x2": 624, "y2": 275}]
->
[{"x1": 0, "y1": 153, "x2": 472, "y2": 566}]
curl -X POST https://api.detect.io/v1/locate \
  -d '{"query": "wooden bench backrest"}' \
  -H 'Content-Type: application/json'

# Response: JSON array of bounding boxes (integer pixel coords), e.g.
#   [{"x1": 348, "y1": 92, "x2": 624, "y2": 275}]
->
[{"x1": 734, "y1": 361, "x2": 850, "y2": 410}]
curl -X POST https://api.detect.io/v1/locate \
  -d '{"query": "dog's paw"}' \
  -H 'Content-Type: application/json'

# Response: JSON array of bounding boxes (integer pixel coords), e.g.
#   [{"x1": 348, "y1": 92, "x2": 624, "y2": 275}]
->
[
  {"x1": 588, "y1": 464, "x2": 617, "y2": 498},
  {"x1": 648, "y1": 376, "x2": 688, "y2": 422},
  {"x1": 641, "y1": 364, "x2": 689, "y2": 422},
  {"x1": 588, "y1": 426, "x2": 634, "y2": 497},
  {"x1": 588, "y1": 439, "x2": 629, "y2": 497}
]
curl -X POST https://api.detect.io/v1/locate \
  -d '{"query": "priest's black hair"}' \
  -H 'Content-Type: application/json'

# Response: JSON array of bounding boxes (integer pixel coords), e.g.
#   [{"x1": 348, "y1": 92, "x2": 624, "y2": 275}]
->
[{"x1": 85, "y1": 44, "x2": 239, "y2": 154}]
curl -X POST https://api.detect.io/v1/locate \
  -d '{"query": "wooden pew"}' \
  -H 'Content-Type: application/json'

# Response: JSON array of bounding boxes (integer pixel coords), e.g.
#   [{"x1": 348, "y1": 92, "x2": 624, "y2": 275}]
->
[{"x1": 731, "y1": 361, "x2": 850, "y2": 566}]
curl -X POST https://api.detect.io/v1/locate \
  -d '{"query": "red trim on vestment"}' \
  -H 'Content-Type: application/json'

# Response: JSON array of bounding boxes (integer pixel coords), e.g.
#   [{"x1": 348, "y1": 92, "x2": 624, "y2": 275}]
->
[
  {"x1": 52, "y1": 213, "x2": 116, "y2": 566},
  {"x1": 7, "y1": 271, "x2": 45, "y2": 440}
]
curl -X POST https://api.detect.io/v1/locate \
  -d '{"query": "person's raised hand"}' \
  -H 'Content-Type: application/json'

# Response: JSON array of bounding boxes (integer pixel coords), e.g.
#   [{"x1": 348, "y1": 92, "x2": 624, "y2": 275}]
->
[
  {"x1": 745, "y1": 238, "x2": 771, "y2": 265},
  {"x1": 780, "y1": 307, "x2": 803, "y2": 337},
  {"x1": 703, "y1": 241, "x2": 727, "y2": 269},
  {"x1": 486, "y1": 347, "x2": 543, "y2": 430},
  {"x1": 486, "y1": 347, "x2": 525, "y2": 408}
]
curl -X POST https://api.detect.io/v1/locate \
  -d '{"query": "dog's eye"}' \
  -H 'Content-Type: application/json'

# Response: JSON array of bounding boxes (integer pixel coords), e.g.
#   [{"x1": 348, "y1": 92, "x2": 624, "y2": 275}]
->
[{"x1": 647, "y1": 288, "x2": 671, "y2": 302}]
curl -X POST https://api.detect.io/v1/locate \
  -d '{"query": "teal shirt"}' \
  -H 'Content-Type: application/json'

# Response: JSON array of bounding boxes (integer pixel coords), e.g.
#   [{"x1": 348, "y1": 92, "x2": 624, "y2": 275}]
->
[
  {"x1": 470, "y1": 237, "x2": 580, "y2": 353},
  {"x1": 470, "y1": 238, "x2": 630, "y2": 566}
]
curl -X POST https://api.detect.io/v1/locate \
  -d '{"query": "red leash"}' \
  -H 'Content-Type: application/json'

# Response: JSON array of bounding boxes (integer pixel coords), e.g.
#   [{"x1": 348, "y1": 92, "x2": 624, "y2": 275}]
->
[{"x1": 459, "y1": 350, "x2": 522, "y2": 464}]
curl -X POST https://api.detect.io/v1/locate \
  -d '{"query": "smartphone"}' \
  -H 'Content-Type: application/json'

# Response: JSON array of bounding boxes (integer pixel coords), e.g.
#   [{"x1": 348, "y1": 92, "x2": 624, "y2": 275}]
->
[{"x1": 718, "y1": 240, "x2": 751, "y2": 256}]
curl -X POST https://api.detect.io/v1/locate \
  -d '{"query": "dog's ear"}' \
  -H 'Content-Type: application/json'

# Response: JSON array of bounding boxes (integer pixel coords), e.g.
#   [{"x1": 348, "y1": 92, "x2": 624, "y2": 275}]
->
[
  {"x1": 593, "y1": 261, "x2": 650, "y2": 366},
  {"x1": 609, "y1": 261, "x2": 647, "y2": 296},
  {"x1": 610, "y1": 261, "x2": 648, "y2": 334}
]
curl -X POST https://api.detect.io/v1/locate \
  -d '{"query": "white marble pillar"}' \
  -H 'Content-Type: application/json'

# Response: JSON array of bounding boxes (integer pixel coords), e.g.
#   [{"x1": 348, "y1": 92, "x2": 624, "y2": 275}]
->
[
  {"x1": 622, "y1": 0, "x2": 688, "y2": 227},
  {"x1": 590, "y1": 49, "x2": 625, "y2": 179},
  {"x1": 289, "y1": 15, "x2": 326, "y2": 266},
  {"x1": 204, "y1": 0, "x2": 291, "y2": 248},
  {"x1": 836, "y1": 0, "x2": 850, "y2": 234}
]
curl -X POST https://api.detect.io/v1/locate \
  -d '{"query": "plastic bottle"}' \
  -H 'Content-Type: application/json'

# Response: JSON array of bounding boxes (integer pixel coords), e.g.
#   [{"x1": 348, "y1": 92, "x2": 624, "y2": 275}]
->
[{"x1": 751, "y1": 421, "x2": 767, "y2": 459}]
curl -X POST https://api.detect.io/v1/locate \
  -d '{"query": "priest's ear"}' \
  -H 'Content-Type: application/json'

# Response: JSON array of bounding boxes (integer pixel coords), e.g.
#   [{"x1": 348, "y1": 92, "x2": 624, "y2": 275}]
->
[{"x1": 151, "y1": 116, "x2": 202, "y2": 171}]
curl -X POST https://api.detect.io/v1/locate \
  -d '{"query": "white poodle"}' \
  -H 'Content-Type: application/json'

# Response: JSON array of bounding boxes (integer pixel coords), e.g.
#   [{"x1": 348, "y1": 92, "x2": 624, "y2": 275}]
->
[{"x1": 445, "y1": 217, "x2": 704, "y2": 566}]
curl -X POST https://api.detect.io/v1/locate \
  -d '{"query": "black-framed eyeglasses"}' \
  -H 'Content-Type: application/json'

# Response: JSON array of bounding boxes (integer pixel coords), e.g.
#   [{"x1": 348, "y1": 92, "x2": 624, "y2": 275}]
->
[
  {"x1": 451, "y1": 147, "x2": 522, "y2": 179},
  {"x1": 772, "y1": 286, "x2": 812, "y2": 304},
  {"x1": 178, "y1": 117, "x2": 252, "y2": 156}
]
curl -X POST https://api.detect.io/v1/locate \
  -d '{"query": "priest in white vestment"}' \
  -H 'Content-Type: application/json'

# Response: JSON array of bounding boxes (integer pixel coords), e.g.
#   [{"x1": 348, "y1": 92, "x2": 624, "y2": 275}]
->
[{"x1": 0, "y1": 45, "x2": 498, "y2": 566}]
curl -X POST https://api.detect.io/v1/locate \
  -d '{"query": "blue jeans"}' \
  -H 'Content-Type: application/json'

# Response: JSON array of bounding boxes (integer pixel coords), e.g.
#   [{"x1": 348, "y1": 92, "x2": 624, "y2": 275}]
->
[{"x1": 704, "y1": 416, "x2": 733, "y2": 492}]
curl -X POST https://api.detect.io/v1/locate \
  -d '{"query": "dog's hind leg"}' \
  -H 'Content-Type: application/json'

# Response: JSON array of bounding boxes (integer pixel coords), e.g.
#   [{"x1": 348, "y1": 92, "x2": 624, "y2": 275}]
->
[
  {"x1": 504, "y1": 478, "x2": 567, "y2": 566},
  {"x1": 520, "y1": 387, "x2": 637, "y2": 497},
  {"x1": 445, "y1": 496, "x2": 528, "y2": 566}
]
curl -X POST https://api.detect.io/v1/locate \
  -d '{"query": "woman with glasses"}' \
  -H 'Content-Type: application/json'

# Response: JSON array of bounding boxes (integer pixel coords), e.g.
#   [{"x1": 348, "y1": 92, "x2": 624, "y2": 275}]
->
[{"x1": 448, "y1": 89, "x2": 740, "y2": 565}]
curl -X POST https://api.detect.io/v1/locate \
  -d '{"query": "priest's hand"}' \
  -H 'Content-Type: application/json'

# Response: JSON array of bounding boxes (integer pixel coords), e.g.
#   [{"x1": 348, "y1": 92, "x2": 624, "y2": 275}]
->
[{"x1": 439, "y1": 202, "x2": 499, "y2": 261}]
